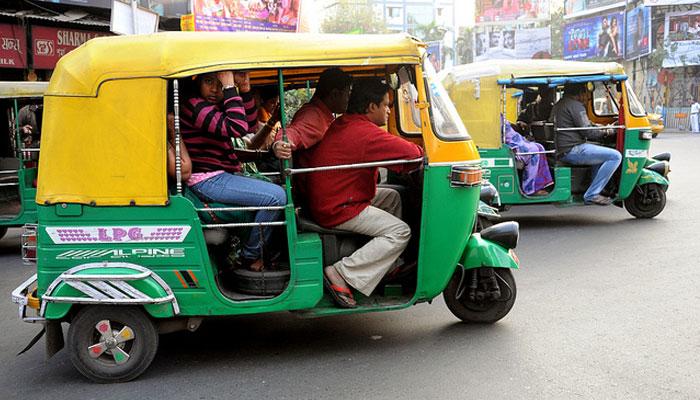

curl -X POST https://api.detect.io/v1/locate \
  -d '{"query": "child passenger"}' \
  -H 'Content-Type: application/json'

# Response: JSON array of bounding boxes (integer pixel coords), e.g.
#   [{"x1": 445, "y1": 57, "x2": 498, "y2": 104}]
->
[{"x1": 181, "y1": 71, "x2": 292, "y2": 272}]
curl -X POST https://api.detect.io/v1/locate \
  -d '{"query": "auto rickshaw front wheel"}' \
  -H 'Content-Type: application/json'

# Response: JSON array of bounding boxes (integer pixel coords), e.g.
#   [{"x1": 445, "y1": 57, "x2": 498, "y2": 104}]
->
[
  {"x1": 67, "y1": 306, "x2": 158, "y2": 383},
  {"x1": 443, "y1": 268, "x2": 516, "y2": 323},
  {"x1": 624, "y1": 183, "x2": 666, "y2": 219}
]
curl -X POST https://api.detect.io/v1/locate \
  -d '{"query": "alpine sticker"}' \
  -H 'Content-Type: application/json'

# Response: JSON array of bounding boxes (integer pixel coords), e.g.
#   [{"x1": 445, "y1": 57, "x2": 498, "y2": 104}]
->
[
  {"x1": 57, "y1": 248, "x2": 186, "y2": 260},
  {"x1": 46, "y1": 226, "x2": 191, "y2": 244}
]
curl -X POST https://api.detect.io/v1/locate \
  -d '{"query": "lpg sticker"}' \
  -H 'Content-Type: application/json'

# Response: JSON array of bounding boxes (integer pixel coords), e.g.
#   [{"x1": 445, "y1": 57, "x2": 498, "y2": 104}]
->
[
  {"x1": 46, "y1": 226, "x2": 191, "y2": 244},
  {"x1": 625, "y1": 149, "x2": 648, "y2": 158},
  {"x1": 57, "y1": 248, "x2": 186, "y2": 260}
]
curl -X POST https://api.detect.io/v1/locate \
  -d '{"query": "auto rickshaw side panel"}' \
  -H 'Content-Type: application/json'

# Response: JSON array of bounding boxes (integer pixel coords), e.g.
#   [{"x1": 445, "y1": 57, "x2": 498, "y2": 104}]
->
[{"x1": 37, "y1": 197, "x2": 325, "y2": 319}]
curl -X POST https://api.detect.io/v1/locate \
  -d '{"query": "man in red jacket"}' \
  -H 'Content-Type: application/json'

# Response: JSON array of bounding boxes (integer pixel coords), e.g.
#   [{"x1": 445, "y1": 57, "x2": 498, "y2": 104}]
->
[{"x1": 303, "y1": 78, "x2": 424, "y2": 307}]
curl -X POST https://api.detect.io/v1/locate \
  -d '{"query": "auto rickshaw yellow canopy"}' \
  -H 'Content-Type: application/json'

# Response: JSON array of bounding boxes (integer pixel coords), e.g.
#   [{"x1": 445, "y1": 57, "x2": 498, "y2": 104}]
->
[{"x1": 37, "y1": 32, "x2": 427, "y2": 206}]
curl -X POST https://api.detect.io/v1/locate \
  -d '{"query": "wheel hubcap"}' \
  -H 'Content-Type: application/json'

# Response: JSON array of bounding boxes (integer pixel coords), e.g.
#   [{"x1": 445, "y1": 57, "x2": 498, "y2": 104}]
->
[{"x1": 87, "y1": 319, "x2": 135, "y2": 365}]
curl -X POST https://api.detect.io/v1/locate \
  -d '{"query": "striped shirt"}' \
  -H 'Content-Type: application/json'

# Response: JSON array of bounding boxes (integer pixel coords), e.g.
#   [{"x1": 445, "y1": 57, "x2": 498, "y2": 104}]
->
[{"x1": 181, "y1": 87, "x2": 250, "y2": 174}]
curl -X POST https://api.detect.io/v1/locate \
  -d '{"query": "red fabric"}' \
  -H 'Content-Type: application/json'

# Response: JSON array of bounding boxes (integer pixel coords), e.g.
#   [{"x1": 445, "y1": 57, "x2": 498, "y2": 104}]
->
[
  {"x1": 276, "y1": 98, "x2": 334, "y2": 150},
  {"x1": 303, "y1": 114, "x2": 424, "y2": 228}
]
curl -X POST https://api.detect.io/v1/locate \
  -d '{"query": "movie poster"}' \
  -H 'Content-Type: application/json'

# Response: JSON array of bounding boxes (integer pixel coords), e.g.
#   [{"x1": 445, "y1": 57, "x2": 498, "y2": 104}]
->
[
  {"x1": 426, "y1": 41, "x2": 442, "y2": 72},
  {"x1": 192, "y1": 0, "x2": 301, "y2": 32},
  {"x1": 475, "y1": 27, "x2": 551, "y2": 61},
  {"x1": 564, "y1": 0, "x2": 624, "y2": 17},
  {"x1": 475, "y1": 0, "x2": 549, "y2": 24},
  {"x1": 563, "y1": 11, "x2": 624, "y2": 61},
  {"x1": 663, "y1": 10, "x2": 700, "y2": 67},
  {"x1": 625, "y1": 5, "x2": 651, "y2": 60}
]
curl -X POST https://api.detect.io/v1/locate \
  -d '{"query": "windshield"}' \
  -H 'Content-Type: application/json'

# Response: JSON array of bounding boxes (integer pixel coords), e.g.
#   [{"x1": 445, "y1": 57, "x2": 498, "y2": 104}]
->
[
  {"x1": 592, "y1": 81, "x2": 619, "y2": 116},
  {"x1": 625, "y1": 81, "x2": 647, "y2": 117},
  {"x1": 423, "y1": 60, "x2": 471, "y2": 141}
]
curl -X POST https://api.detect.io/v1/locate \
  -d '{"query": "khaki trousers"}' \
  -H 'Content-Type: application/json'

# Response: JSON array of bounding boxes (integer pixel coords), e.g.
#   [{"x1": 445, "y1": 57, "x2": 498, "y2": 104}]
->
[{"x1": 330, "y1": 188, "x2": 410, "y2": 296}]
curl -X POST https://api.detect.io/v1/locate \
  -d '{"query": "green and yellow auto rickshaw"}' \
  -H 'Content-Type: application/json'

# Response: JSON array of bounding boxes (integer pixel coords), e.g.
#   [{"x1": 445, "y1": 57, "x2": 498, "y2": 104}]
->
[
  {"x1": 0, "y1": 81, "x2": 47, "y2": 241},
  {"x1": 441, "y1": 60, "x2": 670, "y2": 218},
  {"x1": 12, "y1": 32, "x2": 521, "y2": 383}
]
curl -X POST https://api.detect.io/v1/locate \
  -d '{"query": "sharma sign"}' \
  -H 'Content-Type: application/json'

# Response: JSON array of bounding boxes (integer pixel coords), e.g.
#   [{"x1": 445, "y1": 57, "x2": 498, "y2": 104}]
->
[{"x1": 31, "y1": 26, "x2": 108, "y2": 69}]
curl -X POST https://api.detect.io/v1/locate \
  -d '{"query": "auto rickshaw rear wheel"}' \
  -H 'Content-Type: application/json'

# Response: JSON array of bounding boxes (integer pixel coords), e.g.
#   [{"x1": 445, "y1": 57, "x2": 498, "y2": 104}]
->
[
  {"x1": 67, "y1": 306, "x2": 158, "y2": 383},
  {"x1": 443, "y1": 268, "x2": 516, "y2": 323},
  {"x1": 624, "y1": 183, "x2": 666, "y2": 219}
]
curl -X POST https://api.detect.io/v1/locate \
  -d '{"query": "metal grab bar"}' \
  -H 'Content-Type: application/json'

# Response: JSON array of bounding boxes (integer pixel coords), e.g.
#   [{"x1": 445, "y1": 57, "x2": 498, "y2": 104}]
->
[
  {"x1": 195, "y1": 205, "x2": 285, "y2": 212},
  {"x1": 0, "y1": 169, "x2": 19, "y2": 174},
  {"x1": 514, "y1": 150, "x2": 556, "y2": 156},
  {"x1": 286, "y1": 157, "x2": 424, "y2": 175},
  {"x1": 555, "y1": 125, "x2": 625, "y2": 132},
  {"x1": 202, "y1": 221, "x2": 287, "y2": 229},
  {"x1": 0, "y1": 183, "x2": 19, "y2": 187},
  {"x1": 19, "y1": 148, "x2": 40, "y2": 152}
]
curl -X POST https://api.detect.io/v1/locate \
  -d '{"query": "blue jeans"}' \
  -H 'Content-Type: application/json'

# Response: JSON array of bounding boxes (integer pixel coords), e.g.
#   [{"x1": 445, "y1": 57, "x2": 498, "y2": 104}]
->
[
  {"x1": 191, "y1": 172, "x2": 286, "y2": 260},
  {"x1": 561, "y1": 143, "x2": 622, "y2": 201}
]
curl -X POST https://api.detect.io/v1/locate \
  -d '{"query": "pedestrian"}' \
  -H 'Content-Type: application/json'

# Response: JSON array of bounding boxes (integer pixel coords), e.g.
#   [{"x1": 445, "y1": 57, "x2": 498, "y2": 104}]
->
[{"x1": 690, "y1": 98, "x2": 700, "y2": 133}]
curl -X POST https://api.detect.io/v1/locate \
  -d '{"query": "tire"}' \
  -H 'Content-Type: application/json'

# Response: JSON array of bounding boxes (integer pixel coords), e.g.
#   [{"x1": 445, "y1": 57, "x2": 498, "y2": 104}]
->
[
  {"x1": 0, "y1": 227, "x2": 7, "y2": 241},
  {"x1": 624, "y1": 183, "x2": 666, "y2": 219},
  {"x1": 443, "y1": 268, "x2": 516, "y2": 323},
  {"x1": 231, "y1": 268, "x2": 290, "y2": 296},
  {"x1": 67, "y1": 306, "x2": 158, "y2": 383},
  {"x1": 652, "y1": 132, "x2": 658, "y2": 138}
]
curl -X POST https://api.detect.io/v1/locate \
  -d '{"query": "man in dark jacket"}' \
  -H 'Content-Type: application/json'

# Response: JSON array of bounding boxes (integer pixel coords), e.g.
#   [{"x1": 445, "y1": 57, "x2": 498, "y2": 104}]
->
[{"x1": 552, "y1": 83, "x2": 621, "y2": 205}]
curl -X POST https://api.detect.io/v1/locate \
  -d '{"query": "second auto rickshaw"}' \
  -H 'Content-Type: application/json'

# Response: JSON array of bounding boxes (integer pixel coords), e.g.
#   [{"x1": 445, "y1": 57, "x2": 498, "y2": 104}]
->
[{"x1": 441, "y1": 60, "x2": 670, "y2": 218}]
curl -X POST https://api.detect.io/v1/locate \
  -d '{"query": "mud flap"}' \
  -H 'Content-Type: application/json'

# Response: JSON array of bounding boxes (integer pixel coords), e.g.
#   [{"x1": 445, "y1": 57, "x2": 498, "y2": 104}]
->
[
  {"x1": 17, "y1": 327, "x2": 45, "y2": 356},
  {"x1": 45, "y1": 320, "x2": 65, "y2": 359}
]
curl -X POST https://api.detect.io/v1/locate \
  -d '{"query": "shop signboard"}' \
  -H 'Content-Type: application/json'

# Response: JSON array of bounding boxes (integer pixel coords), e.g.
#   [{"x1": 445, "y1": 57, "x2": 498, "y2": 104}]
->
[
  {"x1": 0, "y1": 24, "x2": 27, "y2": 69},
  {"x1": 35, "y1": 0, "x2": 111, "y2": 8},
  {"x1": 564, "y1": 0, "x2": 624, "y2": 17},
  {"x1": 663, "y1": 10, "x2": 700, "y2": 67},
  {"x1": 475, "y1": 27, "x2": 551, "y2": 61},
  {"x1": 625, "y1": 5, "x2": 651, "y2": 59},
  {"x1": 643, "y1": 0, "x2": 698, "y2": 5},
  {"x1": 191, "y1": 0, "x2": 301, "y2": 32},
  {"x1": 563, "y1": 11, "x2": 624, "y2": 61},
  {"x1": 475, "y1": 0, "x2": 549, "y2": 24},
  {"x1": 31, "y1": 26, "x2": 108, "y2": 70}
]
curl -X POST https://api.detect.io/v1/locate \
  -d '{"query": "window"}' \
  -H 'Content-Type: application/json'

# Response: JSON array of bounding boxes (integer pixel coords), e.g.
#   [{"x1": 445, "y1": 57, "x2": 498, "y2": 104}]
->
[
  {"x1": 625, "y1": 81, "x2": 647, "y2": 117},
  {"x1": 592, "y1": 81, "x2": 619, "y2": 116}
]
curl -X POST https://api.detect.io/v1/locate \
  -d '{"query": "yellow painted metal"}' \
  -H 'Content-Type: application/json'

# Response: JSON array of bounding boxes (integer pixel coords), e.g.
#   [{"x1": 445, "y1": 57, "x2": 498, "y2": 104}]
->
[
  {"x1": 441, "y1": 60, "x2": 628, "y2": 149},
  {"x1": 413, "y1": 64, "x2": 480, "y2": 163},
  {"x1": 37, "y1": 78, "x2": 167, "y2": 206},
  {"x1": 46, "y1": 32, "x2": 425, "y2": 97}
]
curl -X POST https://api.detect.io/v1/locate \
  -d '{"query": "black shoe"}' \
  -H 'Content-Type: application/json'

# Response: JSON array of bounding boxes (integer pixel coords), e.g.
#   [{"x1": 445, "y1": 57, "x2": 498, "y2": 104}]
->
[{"x1": 584, "y1": 195, "x2": 613, "y2": 206}]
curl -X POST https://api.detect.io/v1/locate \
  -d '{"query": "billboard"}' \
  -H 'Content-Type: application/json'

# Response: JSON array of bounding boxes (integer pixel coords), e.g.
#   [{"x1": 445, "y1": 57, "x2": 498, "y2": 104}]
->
[
  {"x1": 0, "y1": 24, "x2": 27, "y2": 69},
  {"x1": 564, "y1": 0, "x2": 624, "y2": 17},
  {"x1": 426, "y1": 41, "x2": 442, "y2": 72},
  {"x1": 192, "y1": 0, "x2": 301, "y2": 32},
  {"x1": 475, "y1": 0, "x2": 549, "y2": 24},
  {"x1": 663, "y1": 10, "x2": 700, "y2": 67},
  {"x1": 563, "y1": 11, "x2": 624, "y2": 61},
  {"x1": 32, "y1": 26, "x2": 109, "y2": 69},
  {"x1": 625, "y1": 5, "x2": 651, "y2": 60},
  {"x1": 475, "y1": 27, "x2": 551, "y2": 61},
  {"x1": 644, "y1": 0, "x2": 698, "y2": 5}
]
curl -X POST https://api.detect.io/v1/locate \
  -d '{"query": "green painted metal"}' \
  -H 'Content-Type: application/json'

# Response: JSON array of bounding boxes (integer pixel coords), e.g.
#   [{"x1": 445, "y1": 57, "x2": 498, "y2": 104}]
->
[
  {"x1": 617, "y1": 128, "x2": 653, "y2": 199},
  {"x1": 636, "y1": 169, "x2": 668, "y2": 187},
  {"x1": 461, "y1": 234, "x2": 519, "y2": 270},
  {"x1": 43, "y1": 266, "x2": 175, "y2": 319},
  {"x1": 478, "y1": 147, "x2": 571, "y2": 205},
  {"x1": 414, "y1": 165, "x2": 480, "y2": 301}
]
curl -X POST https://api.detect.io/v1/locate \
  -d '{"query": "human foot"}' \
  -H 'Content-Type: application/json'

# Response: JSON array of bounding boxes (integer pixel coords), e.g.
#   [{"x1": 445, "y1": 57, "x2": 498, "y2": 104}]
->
[{"x1": 323, "y1": 266, "x2": 356, "y2": 308}]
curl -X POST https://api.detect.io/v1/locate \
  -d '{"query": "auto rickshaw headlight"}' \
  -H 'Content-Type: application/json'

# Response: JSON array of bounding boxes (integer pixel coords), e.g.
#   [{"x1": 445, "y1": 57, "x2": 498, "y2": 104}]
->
[
  {"x1": 639, "y1": 130, "x2": 653, "y2": 140},
  {"x1": 480, "y1": 221, "x2": 519, "y2": 249},
  {"x1": 451, "y1": 165, "x2": 483, "y2": 187}
]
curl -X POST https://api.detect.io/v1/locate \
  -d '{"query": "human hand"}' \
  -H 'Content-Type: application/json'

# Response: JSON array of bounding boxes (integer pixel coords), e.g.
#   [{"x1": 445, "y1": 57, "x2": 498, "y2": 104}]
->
[
  {"x1": 21, "y1": 124, "x2": 33, "y2": 135},
  {"x1": 234, "y1": 71, "x2": 251, "y2": 93},
  {"x1": 272, "y1": 140, "x2": 293, "y2": 159},
  {"x1": 216, "y1": 71, "x2": 235, "y2": 87}
]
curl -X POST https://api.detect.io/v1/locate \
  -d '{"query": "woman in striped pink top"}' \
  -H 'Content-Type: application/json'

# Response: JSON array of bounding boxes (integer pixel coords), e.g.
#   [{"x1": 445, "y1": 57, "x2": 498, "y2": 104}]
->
[{"x1": 182, "y1": 71, "x2": 292, "y2": 272}]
